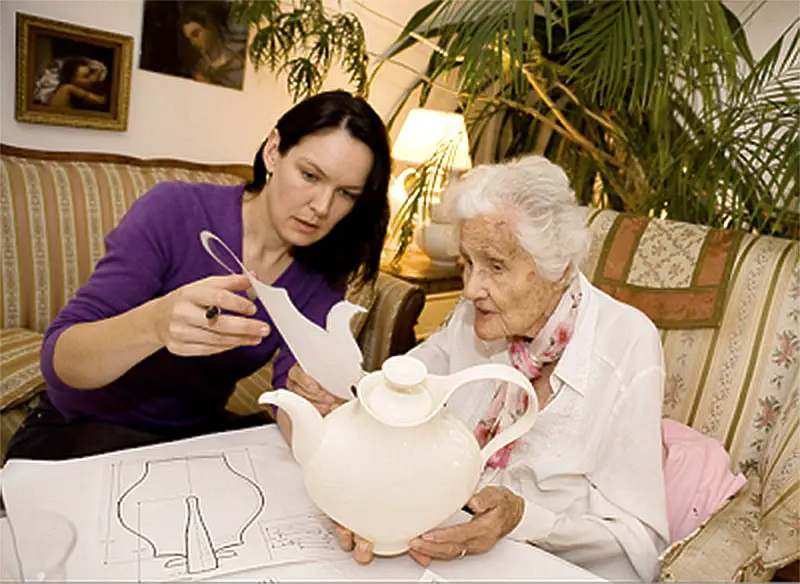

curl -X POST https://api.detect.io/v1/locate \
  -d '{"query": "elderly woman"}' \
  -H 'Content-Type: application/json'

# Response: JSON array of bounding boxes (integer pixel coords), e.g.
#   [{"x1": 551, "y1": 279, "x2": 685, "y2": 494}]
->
[{"x1": 286, "y1": 155, "x2": 670, "y2": 581}]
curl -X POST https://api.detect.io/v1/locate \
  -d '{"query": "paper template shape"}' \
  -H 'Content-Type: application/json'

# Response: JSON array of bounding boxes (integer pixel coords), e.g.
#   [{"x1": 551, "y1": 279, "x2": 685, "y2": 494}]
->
[
  {"x1": 116, "y1": 454, "x2": 263, "y2": 576},
  {"x1": 100, "y1": 445, "x2": 344, "y2": 581},
  {"x1": 200, "y1": 230, "x2": 365, "y2": 400}
]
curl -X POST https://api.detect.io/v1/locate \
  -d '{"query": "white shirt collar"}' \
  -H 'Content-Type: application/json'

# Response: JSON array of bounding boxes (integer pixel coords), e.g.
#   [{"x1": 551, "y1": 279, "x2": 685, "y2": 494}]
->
[{"x1": 473, "y1": 272, "x2": 597, "y2": 395}]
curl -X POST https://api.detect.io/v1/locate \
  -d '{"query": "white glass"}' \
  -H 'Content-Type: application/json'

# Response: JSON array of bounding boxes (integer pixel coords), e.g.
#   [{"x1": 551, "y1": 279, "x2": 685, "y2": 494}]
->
[{"x1": 1, "y1": 509, "x2": 76, "y2": 582}]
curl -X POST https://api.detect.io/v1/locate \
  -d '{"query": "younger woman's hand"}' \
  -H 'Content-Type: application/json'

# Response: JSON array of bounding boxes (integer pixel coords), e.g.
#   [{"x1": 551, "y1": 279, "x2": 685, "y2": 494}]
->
[
  {"x1": 155, "y1": 274, "x2": 270, "y2": 356},
  {"x1": 286, "y1": 364, "x2": 347, "y2": 416}
]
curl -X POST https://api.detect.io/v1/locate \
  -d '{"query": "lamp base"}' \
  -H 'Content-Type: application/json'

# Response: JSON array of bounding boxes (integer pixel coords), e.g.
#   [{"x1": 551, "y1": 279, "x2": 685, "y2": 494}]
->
[
  {"x1": 428, "y1": 257, "x2": 460, "y2": 268},
  {"x1": 415, "y1": 221, "x2": 459, "y2": 266}
]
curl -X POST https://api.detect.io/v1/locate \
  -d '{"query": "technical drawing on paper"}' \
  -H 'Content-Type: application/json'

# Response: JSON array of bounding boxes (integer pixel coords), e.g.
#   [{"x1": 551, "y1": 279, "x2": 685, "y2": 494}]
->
[
  {"x1": 103, "y1": 451, "x2": 264, "y2": 579},
  {"x1": 260, "y1": 512, "x2": 339, "y2": 563},
  {"x1": 98, "y1": 446, "x2": 345, "y2": 581}
]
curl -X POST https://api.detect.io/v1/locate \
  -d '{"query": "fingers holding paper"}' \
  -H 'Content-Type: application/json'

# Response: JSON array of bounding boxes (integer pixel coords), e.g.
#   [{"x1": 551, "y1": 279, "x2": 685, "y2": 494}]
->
[
  {"x1": 286, "y1": 364, "x2": 347, "y2": 416},
  {"x1": 408, "y1": 486, "x2": 524, "y2": 566},
  {"x1": 156, "y1": 274, "x2": 271, "y2": 356}
]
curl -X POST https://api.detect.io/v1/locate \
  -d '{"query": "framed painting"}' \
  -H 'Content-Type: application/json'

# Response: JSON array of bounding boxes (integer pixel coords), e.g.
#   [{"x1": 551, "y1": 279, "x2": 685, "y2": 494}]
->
[
  {"x1": 15, "y1": 13, "x2": 133, "y2": 131},
  {"x1": 139, "y1": 0, "x2": 248, "y2": 91}
]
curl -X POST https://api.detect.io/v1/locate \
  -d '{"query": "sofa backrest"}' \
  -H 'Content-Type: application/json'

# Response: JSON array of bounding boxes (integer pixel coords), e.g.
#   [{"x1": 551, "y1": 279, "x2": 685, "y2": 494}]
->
[
  {"x1": 1, "y1": 145, "x2": 251, "y2": 335},
  {"x1": 581, "y1": 208, "x2": 798, "y2": 475}
]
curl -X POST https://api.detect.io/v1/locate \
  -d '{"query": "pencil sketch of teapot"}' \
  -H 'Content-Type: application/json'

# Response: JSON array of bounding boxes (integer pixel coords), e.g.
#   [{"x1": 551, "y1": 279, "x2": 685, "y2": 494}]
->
[{"x1": 258, "y1": 355, "x2": 538, "y2": 556}]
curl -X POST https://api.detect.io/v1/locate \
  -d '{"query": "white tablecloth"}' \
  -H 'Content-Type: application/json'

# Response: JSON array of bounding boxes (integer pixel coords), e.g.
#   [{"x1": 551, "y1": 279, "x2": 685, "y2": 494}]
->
[{"x1": 1, "y1": 425, "x2": 603, "y2": 582}]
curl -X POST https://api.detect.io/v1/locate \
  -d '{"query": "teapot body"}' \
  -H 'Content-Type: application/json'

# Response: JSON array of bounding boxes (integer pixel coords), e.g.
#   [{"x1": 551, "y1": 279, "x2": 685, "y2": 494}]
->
[
  {"x1": 302, "y1": 383, "x2": 483, "y2": 555},
  {"x1": 259, "y1": 355, "x2": 538, "y2": 556}
]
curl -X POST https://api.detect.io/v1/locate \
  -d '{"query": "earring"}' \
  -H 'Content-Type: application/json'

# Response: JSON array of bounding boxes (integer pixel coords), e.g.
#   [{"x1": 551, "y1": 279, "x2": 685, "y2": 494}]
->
[{"x1": 264, "y1": 170, "x2": 273, "y2": 186}]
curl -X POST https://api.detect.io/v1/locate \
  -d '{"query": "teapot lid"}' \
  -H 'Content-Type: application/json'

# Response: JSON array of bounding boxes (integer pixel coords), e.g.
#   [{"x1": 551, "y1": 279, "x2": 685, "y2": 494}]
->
[{"x1": 364, "y1": 356, "x2": 433, "y2": 426}]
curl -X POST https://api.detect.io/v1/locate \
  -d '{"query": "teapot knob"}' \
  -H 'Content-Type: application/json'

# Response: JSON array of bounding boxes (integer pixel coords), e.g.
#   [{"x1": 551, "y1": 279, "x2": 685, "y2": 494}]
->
[{"x1": 382, "y1": 355, "x2": 427, "y2": 390}]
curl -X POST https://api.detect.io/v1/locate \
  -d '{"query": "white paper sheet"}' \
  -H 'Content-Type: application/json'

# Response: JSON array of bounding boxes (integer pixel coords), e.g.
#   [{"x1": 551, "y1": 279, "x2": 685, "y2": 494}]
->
[
  {"x1": 2, "y1": 428, "x2": 347, "y2": 582},
  {"x1": 200, "y1": 230, "x2": 365, "y2": 400},
  {"x1": 1, "y1": 426, "x2": 605, "y2": 582}
]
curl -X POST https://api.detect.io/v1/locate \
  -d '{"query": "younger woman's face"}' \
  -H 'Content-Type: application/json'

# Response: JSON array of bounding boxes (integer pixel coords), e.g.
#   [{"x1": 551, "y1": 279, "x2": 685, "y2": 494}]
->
[{"x1": 261, "y1": 127, "x2": 373, "y2": 248}]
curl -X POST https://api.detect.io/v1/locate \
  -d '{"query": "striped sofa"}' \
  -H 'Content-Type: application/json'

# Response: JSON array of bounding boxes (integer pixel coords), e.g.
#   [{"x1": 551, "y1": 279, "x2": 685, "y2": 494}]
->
[
  {"x1": 581, "y1": 210, "x2": 798, "y2": 582},
  {"x1": 0, "y1": 144, "x2": 424, "y2": 460}
]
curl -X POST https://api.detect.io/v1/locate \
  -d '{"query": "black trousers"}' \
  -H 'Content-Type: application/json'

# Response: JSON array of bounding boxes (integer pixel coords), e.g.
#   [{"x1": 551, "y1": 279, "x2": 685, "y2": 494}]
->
[{"x1": 4, "y1": 393, "x2": 274, "y2": 463}]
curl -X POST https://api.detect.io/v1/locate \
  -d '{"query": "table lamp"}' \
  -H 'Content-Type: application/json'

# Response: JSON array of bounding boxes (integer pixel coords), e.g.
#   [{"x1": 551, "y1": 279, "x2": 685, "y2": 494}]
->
[{"x1": 389, "y1": 108, "x2": 471, "y2": 266}]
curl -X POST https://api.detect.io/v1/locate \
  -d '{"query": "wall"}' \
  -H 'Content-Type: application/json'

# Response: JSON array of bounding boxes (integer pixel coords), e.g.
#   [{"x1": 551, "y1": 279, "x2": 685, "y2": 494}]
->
[
  {"x1": 724, "y1": 0, "x2": 799, "y2": 60},
  {"x1": 0, "y1": 0, "x2": 433, "y2": 164},
  {"x1": 2, "y1": 1, "x2": 792, "y2": 164}
]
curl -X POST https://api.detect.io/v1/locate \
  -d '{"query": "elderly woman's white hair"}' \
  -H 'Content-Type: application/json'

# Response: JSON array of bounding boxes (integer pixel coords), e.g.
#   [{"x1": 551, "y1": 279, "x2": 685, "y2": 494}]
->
[{"x1": 448, "y1": 154, "x2": 591, "y2": 282}]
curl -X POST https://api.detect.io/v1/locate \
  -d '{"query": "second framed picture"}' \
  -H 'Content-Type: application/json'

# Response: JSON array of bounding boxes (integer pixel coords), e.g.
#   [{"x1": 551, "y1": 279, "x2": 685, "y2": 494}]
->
[
  {"x1": 139, "y1": 0, "x2": 248, "y2": 91},
  {"x1": 15, "y1": 13, "x2": 133, "y2": 131}
]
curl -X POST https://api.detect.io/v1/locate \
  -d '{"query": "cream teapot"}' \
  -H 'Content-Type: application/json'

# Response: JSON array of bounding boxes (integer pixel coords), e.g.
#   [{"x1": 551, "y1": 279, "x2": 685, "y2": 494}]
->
[{"x1": 258, "y1": 355, "x2": 538, "y2": 556}]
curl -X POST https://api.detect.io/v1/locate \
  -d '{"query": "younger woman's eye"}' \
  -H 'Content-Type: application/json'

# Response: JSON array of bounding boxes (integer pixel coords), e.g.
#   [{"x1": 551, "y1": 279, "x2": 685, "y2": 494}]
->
[
  {"x1": 338, "y1": 189, "x2": 357, "y2": 201},
  {"x1": 302, "y1": 171, "x2": 317, "y2": 182}
]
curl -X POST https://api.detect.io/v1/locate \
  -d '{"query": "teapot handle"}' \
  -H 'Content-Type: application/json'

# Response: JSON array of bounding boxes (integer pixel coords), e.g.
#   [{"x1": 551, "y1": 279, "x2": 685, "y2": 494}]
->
[{"x1": 433, "y1": 364, "x2": 538, "y2": 467}]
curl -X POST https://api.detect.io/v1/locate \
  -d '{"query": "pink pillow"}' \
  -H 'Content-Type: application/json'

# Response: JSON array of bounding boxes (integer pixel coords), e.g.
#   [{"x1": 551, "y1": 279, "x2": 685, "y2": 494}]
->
[{"x1": 661, "y1": 418, "x2": 748, "y2": 542}]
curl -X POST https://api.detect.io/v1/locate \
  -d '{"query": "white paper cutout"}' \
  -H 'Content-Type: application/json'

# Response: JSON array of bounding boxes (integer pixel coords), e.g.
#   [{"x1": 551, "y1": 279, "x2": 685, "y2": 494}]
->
[
  {"x1": 200, "y1": 230, "x2": 364, "y2": 400},
  {"x1": 419, "y1": 567, "x2": 449, "y2": 582}
]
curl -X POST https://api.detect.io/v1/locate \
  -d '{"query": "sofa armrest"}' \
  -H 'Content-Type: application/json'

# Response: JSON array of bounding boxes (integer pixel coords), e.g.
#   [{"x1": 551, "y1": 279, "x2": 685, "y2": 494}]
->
[
  {"x1": 356, "y1": 272, "x2": 425, "y2": 372},
  {"x1": 1, "y1": 328, "x2": 46, "y2": 462},
  {"x1": 660, "y1": 474, "x2": 774, "y2": 582}
]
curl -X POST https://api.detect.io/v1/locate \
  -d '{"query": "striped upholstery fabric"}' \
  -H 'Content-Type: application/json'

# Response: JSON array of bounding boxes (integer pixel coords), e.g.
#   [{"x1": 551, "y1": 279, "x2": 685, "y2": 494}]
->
[
  {"x1": 582, "y1": 208, "x2": 799, "y2": 581},
  {"x1": 1, "y1": 154, "x2": 245, "y2": 333},
  {"x1": 0, "y1": 328, "x2": 44, "y2": 410}
]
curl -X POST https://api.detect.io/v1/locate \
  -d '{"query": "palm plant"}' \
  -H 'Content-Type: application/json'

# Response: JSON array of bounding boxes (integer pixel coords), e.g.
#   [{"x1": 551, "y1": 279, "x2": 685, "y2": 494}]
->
[
  {"x1": 232, "y1": 0, "x2": 368, "y2": 101},
  {"x1": 380, "y1": 0, "x2": 798, "y2": 254},
  {"x1": 234, "y1": 0, "x2": 798, "y2": 261}
]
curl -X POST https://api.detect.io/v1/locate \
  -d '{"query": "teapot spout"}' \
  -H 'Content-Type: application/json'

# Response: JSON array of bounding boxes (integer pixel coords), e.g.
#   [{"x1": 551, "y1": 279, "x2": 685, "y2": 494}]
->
[{"x1": 258, "y1": 390, "x2": 324, "y2": 467}]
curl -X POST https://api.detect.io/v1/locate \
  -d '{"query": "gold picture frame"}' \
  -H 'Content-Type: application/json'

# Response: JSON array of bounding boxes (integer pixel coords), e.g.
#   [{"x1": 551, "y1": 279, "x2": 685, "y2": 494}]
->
[{"x1": 15, "y1": 13, "x2": 133, "y2": 131}]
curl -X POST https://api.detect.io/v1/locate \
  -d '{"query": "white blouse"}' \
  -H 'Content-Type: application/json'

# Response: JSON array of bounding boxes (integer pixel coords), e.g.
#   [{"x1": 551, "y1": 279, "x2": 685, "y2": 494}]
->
[{"x1": 409, "y1": 273, "x2": 670, "y2": 582}]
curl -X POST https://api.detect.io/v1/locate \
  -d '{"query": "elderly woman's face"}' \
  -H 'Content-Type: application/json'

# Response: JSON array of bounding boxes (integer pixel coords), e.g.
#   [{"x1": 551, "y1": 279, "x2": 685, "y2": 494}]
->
[{"x1": 459, "y1": 213, "x2": 564, "y2": 341}]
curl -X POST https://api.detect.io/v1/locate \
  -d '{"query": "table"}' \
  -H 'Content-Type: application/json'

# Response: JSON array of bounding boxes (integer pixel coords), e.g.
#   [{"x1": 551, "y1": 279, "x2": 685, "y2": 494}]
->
[
  {"x1": 381, "y1": 245, "x2": 464, "y2": 341},
  {"x1": 0, "y1": 426, "x2": 604, "y2": 582}
]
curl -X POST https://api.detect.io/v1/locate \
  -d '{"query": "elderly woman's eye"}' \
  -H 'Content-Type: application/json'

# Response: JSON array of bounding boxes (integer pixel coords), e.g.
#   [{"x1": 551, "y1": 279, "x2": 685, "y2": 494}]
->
[{"x1": 492, "y1": 262, "x2": 504, "y2": 273}]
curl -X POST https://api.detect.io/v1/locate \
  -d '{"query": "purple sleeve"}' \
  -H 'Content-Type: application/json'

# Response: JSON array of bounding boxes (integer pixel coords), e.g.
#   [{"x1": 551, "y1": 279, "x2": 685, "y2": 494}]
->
[
  {"x1": 270, "y1": 285, "x2": 345, "y2": 390},
  {"x1": 39, "y1": 184, "x2": 172, "y2": 390}
]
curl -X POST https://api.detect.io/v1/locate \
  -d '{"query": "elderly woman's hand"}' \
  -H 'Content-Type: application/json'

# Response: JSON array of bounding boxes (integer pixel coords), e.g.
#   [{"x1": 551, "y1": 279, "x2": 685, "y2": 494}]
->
[
  {"x1": 335, "y1": 525, "x2": 375, "y2": 564},
  {"x1": 286, "y1": 364, "x2": 347, "y2": 416},
  {"x1": 408, "y1": 486, "x2": 524, "y2": 566}
]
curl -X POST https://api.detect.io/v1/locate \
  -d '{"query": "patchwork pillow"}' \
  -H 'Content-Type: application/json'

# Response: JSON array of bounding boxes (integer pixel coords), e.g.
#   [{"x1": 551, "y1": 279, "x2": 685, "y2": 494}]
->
[{"x1": 593, "y1": 214, "x2": 742, "y2": 329}]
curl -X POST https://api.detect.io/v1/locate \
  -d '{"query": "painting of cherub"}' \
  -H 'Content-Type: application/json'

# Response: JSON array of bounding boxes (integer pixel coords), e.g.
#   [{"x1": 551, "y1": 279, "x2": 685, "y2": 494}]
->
[{"x1": 15, "y1": 13, "x2": 133, "y2": 131}]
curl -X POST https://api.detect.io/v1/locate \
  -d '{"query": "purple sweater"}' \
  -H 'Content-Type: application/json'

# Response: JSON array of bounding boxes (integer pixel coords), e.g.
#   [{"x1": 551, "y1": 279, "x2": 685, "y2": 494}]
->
[{"x1": 41, "y1": 182, "x2": 343, "y2": 430}]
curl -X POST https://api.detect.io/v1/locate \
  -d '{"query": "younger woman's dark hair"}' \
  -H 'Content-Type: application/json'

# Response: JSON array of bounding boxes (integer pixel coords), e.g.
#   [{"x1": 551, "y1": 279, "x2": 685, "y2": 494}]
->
[{"x1": 245, "y1": 90, "x2": 391, "y2": 289}]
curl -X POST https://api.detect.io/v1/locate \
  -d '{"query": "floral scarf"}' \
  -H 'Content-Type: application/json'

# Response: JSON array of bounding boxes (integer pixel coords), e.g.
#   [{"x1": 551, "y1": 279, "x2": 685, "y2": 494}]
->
[{"x1": 474, "y1": 277, "x2": 583, "y2": 469}]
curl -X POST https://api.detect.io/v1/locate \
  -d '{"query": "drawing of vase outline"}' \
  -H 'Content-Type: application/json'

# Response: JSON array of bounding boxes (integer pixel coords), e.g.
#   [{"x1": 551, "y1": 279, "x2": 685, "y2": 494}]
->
[{"x1": 116, "y1": 453, "x2": 265, "y2": 575}]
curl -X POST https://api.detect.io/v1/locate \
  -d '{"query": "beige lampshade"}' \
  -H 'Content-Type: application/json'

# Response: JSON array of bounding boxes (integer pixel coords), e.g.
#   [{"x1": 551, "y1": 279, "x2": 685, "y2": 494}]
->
[{"x1": 392, "y1": 109, "x2": 472, "y2": 171}]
